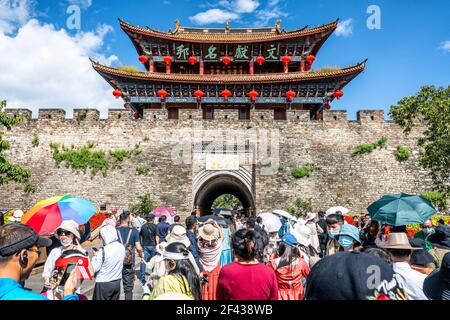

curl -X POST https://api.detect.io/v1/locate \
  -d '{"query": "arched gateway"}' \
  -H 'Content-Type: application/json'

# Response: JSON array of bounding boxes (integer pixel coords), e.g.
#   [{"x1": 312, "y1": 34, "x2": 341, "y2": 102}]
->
[{"x1": 192, "y1": 168, "x2": 255, "y2": 216}]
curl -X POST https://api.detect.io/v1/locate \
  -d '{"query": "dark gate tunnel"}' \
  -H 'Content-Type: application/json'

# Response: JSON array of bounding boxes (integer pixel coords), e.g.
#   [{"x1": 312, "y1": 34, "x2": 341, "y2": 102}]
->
[{"x1": 194, "y1": 175, "x2": 255, "y2": 216}]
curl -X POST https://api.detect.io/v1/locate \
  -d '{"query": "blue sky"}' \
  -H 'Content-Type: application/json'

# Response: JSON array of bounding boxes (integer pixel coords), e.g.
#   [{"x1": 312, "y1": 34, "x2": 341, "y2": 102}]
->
[{"x1": 0, "y1": 0, "x2": 449, "y2": 118}]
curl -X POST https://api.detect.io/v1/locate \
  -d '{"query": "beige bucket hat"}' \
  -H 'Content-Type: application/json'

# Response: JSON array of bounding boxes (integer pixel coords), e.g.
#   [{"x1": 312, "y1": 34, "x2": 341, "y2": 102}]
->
[{"x1": 382, "y1": 232, "x2": 421, "y2": 250}]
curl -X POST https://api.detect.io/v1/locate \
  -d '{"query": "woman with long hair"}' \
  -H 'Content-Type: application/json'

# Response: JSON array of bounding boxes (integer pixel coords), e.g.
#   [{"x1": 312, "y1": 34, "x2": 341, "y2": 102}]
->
[
  {"x1": 149, "y1": 242, "x2": 201, "y2": 300},
  {"x1": 217, "y1": 229, "x2": 278, "y2": 300},
  {"x1": 268, "y1": 234, "x2": 310, "y2": 300}
]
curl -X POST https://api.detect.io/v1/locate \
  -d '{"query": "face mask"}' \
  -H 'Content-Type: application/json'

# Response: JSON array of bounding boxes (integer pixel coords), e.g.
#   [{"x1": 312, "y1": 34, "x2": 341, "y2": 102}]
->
[
  {"x1": 424, "y1": 227, "x2": 434, "y2": 234},
  {"x1": 327, "y1": 230, "x2": 339, "y2": 239},
  {"x1": 338, "y1": 235, "x2": 354, "y2": 249},
  {"x1": 60, "y1": 238, "x2": 73, "y2": 247}
]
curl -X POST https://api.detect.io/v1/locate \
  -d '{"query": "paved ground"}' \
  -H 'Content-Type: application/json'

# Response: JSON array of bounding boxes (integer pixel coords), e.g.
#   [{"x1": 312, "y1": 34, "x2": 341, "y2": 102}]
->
[{"x1": 25, "y1": 245, "x2": 144, "y2": 300}]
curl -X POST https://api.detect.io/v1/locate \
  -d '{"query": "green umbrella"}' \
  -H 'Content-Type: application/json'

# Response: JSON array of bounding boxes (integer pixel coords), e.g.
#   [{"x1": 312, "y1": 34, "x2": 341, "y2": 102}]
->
[{"x1": 367, "y1": 193, "x2": 436, "y2": 226}]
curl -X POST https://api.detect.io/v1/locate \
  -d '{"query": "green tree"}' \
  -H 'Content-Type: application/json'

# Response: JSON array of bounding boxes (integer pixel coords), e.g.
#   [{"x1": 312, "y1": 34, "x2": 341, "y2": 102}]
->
[
  {"x1": 129, "y1": 193, "x2": 156, "y2": 217},
  {"x1": 212, "y1": 194, "x2": 242, "y2": 210},
  {"x1": 288, "y1": 198, "x2": 313, "y2": 217},
  {"x1": 0, "y1": 100, "x2": 32, "y2": 188},
  {"x1": 389, "y1": 86, "x2": 450, "y2": 194}
]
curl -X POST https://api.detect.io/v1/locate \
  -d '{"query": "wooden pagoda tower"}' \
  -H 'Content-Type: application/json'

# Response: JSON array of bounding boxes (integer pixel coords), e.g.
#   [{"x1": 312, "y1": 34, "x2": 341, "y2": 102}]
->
[{"x1": 92, "y1": 18, "x2": 366, "y2": 120}]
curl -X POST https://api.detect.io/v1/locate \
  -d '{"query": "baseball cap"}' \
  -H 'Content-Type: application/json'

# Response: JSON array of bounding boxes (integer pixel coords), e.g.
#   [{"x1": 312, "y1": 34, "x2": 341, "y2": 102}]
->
[{"x1": 0, "y1": 224, "x2": 52, "y2": 257}]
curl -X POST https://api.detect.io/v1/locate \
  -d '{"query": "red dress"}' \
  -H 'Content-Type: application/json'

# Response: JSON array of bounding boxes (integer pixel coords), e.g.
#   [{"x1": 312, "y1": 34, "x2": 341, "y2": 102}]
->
[
  {"x1": 268, "y1": 256, "x2": 310, "y2": 300},
  {"x1": 201, "y1": 264, "x2": 221, "y2": 300}
]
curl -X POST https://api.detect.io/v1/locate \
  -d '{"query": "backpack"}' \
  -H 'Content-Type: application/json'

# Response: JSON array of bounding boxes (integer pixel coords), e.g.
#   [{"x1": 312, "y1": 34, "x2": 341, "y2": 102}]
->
[{"x1": 117, "y1": 228, "x2": 134, "y2": 267}]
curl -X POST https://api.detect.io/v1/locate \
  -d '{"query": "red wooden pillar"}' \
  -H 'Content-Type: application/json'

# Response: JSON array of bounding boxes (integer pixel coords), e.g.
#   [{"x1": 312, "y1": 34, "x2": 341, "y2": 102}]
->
[
  {"x1": 200, "y1": 58, "x2": 204, "y2": 75},
  {"x1": 300, "y1": 59, "x2": 305, "y2": 72},
  {"x1": 284, "y1": 63, "x2": 289, "y2": 73},
  {"x1": 166, "y1": 62, "x2": 171, "y2": 74},
  {"x1": 149, "y1": 59, "x2": 154, "y2": 73},
  {"x1": 249, "y1": 58, "x2": 254, "y2": 75}
]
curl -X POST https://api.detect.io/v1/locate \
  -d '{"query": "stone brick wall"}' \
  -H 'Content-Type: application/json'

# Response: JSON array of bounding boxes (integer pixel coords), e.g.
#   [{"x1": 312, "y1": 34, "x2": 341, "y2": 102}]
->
[{"x1": 0, "y1": 108, "x2": 431, "y2": 218}]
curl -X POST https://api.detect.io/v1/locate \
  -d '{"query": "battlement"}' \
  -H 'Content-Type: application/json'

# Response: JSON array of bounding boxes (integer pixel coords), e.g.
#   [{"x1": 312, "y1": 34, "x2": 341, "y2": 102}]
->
[{"x1": 3, "y1": 108, "x2": 400, "y2": 127}]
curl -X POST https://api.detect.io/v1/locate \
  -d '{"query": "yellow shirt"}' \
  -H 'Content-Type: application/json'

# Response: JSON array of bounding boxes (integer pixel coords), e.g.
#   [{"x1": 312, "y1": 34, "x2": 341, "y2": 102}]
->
[{"x1": 149, "y1": 274, "x2": 195, "y2": 300}]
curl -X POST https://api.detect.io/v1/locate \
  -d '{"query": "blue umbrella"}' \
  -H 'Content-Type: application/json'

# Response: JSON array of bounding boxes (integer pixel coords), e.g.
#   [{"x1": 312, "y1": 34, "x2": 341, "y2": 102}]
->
[{"x1": 367, "y1": 193, "x2": 436, "y2": 226}]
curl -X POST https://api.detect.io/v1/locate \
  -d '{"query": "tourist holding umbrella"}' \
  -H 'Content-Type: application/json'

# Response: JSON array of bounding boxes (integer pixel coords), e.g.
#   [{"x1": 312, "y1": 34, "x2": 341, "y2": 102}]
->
[
  {"x1": 42, "y1": 220, "x2": 89, "y2": 295},
  {"x1": 20, "y1": 196, "x2": 96, "y2": 295}
]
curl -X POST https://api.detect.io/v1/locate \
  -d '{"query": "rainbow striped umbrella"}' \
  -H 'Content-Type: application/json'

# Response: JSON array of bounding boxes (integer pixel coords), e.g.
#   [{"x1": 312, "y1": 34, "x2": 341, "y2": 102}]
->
[{"x1": 22, "y1": 196, "x2": 96, "y2": 235}]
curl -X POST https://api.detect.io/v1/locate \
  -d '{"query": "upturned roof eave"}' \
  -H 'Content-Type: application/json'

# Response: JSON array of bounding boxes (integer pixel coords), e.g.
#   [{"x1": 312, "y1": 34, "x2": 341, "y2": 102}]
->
[{"x1": 91, "y1": 59, "x2": 366, "y2": 85}]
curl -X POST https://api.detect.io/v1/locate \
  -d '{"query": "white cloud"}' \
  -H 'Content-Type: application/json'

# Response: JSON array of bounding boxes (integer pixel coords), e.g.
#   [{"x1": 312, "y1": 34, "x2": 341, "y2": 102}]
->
[
  {"x1": 0, "y1": 19, "x2": 121, "y2": 118},
  {"x1": 0, "y1": 0, "x2": 34, "y2": 34},
  {"x1": 233, "y1": 0, "x2": 259, "y2": 13},
  {"x1": 335, "y1": 18, "x2": 353, "y2": 37},
  {"x1": 189, "y1": 9, "x2": 239, "y2": 25},
  {"x1": 67, "y1": 0, "x2": 92, "y2": 9},
  {"x1": 190, "y1": 0, "x2": 284, "y2": 26},
  {"x1": 254, "y1": 6, "x2": 287, "y2": 27},
  {"x1": 439, "y1": 40, "x2": 450, "y2": 53}
]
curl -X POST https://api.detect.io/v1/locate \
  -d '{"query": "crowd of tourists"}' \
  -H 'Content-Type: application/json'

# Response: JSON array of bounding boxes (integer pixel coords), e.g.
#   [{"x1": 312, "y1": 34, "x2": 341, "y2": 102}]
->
[{"x1": 0, "y1": 207, "x2": 449, "y2": 300}]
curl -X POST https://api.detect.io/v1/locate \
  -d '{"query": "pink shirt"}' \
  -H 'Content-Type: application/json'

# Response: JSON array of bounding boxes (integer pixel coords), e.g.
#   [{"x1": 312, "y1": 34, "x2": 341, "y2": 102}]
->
[{"x1": 217, "y1": 262, "x2": 279, "y2": 300}]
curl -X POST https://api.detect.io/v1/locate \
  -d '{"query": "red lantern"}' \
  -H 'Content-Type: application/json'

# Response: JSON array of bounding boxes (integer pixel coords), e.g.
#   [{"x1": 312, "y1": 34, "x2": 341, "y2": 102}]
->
[
  {"x1": 112, "y1": 89, "x2": 122, "y2": 99},
  {"x1": 315, "y1": 113, "x2": 321, "y2": 121},
  {"x1": 248, "y1": 90, "x2": 259, "y2": 102},
  {"x1": 281, "y1": 55, "x2": 291, "y2": 65},
  {"x1": 306, "y1": 55, "x2": 316, "y2": 65},
  {"x1": 286, "y1": 90, "x2": 296, "y2": 102},
  {"x1": 194, "y1": 90, "x2": 204, "y2": 102},
  {"x1": 164, "y1": 55, "x2": 173, "y2": 65},
  {"x1": 221, "y1": 89, "x2": 232, "y2": 100},
  {"x1": 256, "y1": 56, "x2": 266, "y2": 66},
  {"x1": 333, "y1": 89, "x2": 344, "y2": 99},
  {"x1": 138, "y1": 55, "x2": 148, "y2": 64},
  {"x1": 123, "y1": 103, "x2": 129, "y2": 109},
  {"x1": 133, "y1": 112, "x2": 140, "y2": 119},
  {"x1": 188, "y1": 56, "x2": 197, "y2": 65},
  {"x1": 304, "y1": 64, "x2": 311, "y2": 71},
  {"x1": 324, "y1": 104, "x2": 331, "y2": 110},
  {"x1": 157, "y1": 89, "x2": 168, "y2": 100},
  {"x1": 222, "y1": 56, "x2": 231, "y2": 65}
]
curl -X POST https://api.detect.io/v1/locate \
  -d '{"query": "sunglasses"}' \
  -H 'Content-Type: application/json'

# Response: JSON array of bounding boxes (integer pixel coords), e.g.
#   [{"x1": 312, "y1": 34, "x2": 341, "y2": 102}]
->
[{"x1": 57, "y1": 230, "x2": 71, "y2": 237}]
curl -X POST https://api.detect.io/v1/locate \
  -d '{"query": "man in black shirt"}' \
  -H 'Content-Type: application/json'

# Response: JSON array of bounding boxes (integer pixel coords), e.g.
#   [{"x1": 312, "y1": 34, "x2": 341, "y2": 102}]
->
[
  {"x1": 317, "y1": 211, "x2": 328, "y2": 258},
  {"x1": 168, "y1": 215, "x2": 182, "y2": 233},
  {"x1": 139, "y1": 214, "x2": 158, "y2": 285}
]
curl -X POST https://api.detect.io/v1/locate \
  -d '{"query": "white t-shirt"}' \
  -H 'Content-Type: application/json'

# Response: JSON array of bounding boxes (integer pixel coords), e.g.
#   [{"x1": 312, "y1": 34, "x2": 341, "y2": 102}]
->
[{"x1": 393, "y1": 262, "x2": 428, "y2": 300}]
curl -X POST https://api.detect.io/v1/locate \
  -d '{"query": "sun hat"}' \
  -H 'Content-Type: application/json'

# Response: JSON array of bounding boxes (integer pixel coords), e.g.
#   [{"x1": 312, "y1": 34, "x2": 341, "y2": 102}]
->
[
  {"x1": 56, "y1": 220, "x2": 81, "y2": 240},
  {"x1": 423, "y1": 252, "x2": 450, "y2": 300},
  {"x1": 156, "y1": 242, "x2": 168, "y2": 255},
  {"x1": 166, "y1": 225, "x2": 190, "y2": 247},
  {"x1": 337, "y1": 224, "x2": 362, "y2": 244},
  {"x1": 291, "y1": 224, "x2": 312, "y2": 247},
  {"x1": 198, "y1": 223, "x2": 221, "y2": 242},
  {"x1": 382, "y1": 232, "x2": 421, "y2": 251},
  {"x1": 305, "y1": 252, "x2": 408, "y2": 300},
  {"x1": 305, "y1": 212, "x2": 317, "y2": 222},
  {"x1": 281, "y1": 233, "x2": 299, "y2": 247}
]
